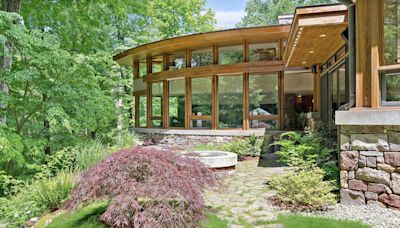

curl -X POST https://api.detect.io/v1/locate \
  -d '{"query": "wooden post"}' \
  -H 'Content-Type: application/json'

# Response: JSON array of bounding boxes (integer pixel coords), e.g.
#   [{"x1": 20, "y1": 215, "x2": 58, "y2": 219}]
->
[
  {"x1": 147, "y1": 83, "x2": 152, "y2": 128},
  {"x1": 185, "y1": 77, "x2": 191, "y2": 129},
  {"x1": 313, "y1": 64, "x2": 321, "y2": 112},
  {"x1": 370, "y1": 0, "x2": 381, "y2": 108},
  {"x1": 243, "y1": 73, "x2": 249, "y2": 130},
  {"x1": 163, "y1": 80, "x2": 169, "y2": 128},
  {"x1": 279, "y1": 71, "x2": 285, "y2": 130},
  {"x1": 212, "y1": 75, "x2": 218, "y2": 129}
]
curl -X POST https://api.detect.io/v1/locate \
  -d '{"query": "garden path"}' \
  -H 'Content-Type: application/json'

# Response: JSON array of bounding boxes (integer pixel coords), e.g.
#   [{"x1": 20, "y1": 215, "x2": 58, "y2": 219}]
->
[{"x1": 203, "y1": 155, "x2": 287, "y2": 227}]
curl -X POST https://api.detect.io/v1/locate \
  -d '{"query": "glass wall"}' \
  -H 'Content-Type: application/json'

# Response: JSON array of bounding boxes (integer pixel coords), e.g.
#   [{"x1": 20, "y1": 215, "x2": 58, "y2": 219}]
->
[
  {"x1": 191, "y1": 77, "x2": 212, "y2": 128},
  {"x1": 169, "y1": 79, "x2": 185, "y2": 128},
  {"x1": 249, "y1": 73, "x2": 279, "y2": 129},
  {"x1": 169, "y1": 52, "x2": 186, "y2": 70},
  {"x1": 139, "y1": 58, "x2": 147, "y2": 77},
  {"x1": 383, "y1": 0, "x2": 400, "y2": 65},
  {"x1": 218, "y1": 74, "x2": 243, "y2": 128},
  {"x1": 139, "y1": 95, "x2": 147, "y2": 127},
  {"x1": 151, "y1": 82, "x2": 163, "y2": 127},
  {"x1": 218, "y1": 45, "x2": 243, "y2": 65},
  {"x1": 381, "y1": 71, "x2": 400, "y2": 104},
  {"x1": 249, "y1": 43, "x2": 278, "y2": 62},
  {"x1": 152, "y1": 55, "x2": 163, "y2": 73},
  {"x1": 191, "y1": 48, "x2": 213, "y2": 67}
]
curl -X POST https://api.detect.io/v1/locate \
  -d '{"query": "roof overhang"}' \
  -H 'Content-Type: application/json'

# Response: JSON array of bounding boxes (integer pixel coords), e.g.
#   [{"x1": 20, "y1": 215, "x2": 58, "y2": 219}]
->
[
  {"x1": 113, "y1": 25, "x2": 290, "y2": 66},
  {"x1": 283, "y1": 4, "x2": 348, "y2": 68}
]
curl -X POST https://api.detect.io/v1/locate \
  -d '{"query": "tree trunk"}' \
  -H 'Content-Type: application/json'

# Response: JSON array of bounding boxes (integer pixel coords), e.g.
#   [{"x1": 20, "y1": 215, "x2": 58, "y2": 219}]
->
[{"x1": 1, "y1": 0, "x2": 21, "y2": 125}]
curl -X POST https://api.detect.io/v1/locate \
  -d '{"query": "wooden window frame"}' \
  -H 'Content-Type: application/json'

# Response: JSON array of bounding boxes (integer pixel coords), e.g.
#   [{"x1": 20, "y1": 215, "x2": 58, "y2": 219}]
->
[
  {"x1": 188, "y1": 75, "x2": 213, "y2": 129},
  {"x1": 166, "y1": 78, "x2": 186, "y2": 129}
]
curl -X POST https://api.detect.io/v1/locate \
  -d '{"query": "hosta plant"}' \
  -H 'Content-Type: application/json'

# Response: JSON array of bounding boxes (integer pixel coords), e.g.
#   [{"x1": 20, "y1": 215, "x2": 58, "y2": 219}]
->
[{"x1": 69, "y1": 146, "x2": 218, "y2": 228}]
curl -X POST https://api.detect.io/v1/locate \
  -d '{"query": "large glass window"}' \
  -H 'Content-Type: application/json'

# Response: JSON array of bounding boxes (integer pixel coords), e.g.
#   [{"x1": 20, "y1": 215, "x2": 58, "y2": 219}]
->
[
  {"x1": 151, "y1": 82, "x2": 163, "y2": 127},
  {"x1": 249, "y1": 43, "x2": 278, "y2": 62},
  {"x1": 249, "y1": 73, "x2": 279, "y2": 129},
  {"x1": 381, "y1": 71, "x2": 400, "y2": 104},
  {"x1": 152, "y1": 55, "x2": 163, "y2": 73},
  {"x1": 191, "y1": 48, "x2": 213, "y2": 67},
  {"x1": 383, "y1": 0, "x2": 400, "y2": 65},
  {"x1": 218, "y1": 74, "x2": 243, "y2": 128},
  {"x1": 191, "y1": 77, "x2": 212, "y2": 129},
  {"x1": 169, "y1": 52, "x2": 186, "y2": 70},
  {"x1": 218, "y1": 45, "x2": 243, "y2": 64},
  {"x1": 139, "y1": 95, "x2": 147, "y2": 127},
  {"x1": 169, "y1": 79, "x2": 185, "y2": 128},
  {"x1": 139, "y1": 58, "x2": 147, "y2": 77}
]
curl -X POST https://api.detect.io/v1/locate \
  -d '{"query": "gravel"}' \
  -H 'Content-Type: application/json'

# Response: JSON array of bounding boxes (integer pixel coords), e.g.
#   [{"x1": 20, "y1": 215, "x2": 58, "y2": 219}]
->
[{"x1": 302, "y1": 204, "x2": 400, "y2": 228}]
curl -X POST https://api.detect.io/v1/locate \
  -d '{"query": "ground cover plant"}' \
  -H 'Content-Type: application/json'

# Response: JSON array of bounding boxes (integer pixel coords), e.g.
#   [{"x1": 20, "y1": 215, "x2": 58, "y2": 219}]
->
[
  {"x1": 68, "y1": 146, "x2": 219, "y2": 228},
  {"x1": 194, "y1": 135, "x2": 263, "y2": 160},
  {"x1": 271, "y1": 214, "x2": 371, "y2": 228}
]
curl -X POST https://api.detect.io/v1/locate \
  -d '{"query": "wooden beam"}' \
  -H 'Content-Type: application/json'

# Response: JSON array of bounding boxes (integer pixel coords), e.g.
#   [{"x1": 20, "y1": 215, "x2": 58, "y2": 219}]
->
[
  {"x1": 186, "y1": 49, "x2": 192, "y2": 68},
  {"x1": 370, "y1": 0, "x2": 381, "y2": 108},
  {"x1": 313, "y1": 64, "x2": 321, "y2": 112},
  {"x1": 355, "y1": 0, "x2": 367, "y2": 107},
  {"x1": 146, "y1": 83, "x2": 152, "y2": 128}
]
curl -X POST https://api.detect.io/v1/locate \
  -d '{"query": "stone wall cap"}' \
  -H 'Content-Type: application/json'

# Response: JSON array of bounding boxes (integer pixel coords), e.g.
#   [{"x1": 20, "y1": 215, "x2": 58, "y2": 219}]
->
[{"x1": 336, "y1": 110, "x2": 400, "y2": 126}]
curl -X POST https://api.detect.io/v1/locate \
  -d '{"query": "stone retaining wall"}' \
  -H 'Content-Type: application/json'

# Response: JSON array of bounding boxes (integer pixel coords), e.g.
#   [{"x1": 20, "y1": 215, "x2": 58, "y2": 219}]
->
[{"x1": 339, "y1": 125, "x2": 400, "y2": 209}]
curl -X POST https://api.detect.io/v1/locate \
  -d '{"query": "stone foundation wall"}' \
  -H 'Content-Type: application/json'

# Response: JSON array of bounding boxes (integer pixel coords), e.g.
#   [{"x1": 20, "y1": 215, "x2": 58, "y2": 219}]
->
[{"x1": 339, "y1": 125, "x2": 400, "y2": 209}]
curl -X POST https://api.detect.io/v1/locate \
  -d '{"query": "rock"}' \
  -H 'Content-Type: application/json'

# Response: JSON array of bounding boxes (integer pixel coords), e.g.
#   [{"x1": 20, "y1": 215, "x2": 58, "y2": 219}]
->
[
  {"x1": 377, "y1": 163, "x2": 397, "y2": 173},
  {"x1": 392, "y1": 173, "x2": 400, "y2": 195},
  {"x1": 348, "y1": 179, "x2": 368, "y2": 191},
  {"x1": 348, "y1": 171, "x2": 355, "y2": 180},
  {"x1": 377, "y1": 139, "x2": 390, "y2": 152},
  {"x1": 340, "y1": 134, "x2": 351, "y2": 150},
  {"x1": 379, "y1": 194, "x2": 400, "y2": 208},
  {"x1": 356, "y1": 167, "x2": 391, "y2": 186},
  {"x1": 360, "y1": 151, "x2": 384, "y2": 157},
  {"x1": 340, "y1": 151, "x2": 359, "y2": 171},
  {"x1": 368, "y1": 183, "x2": 387, "y2": 194},
  {"x1": 388, "y1": 131, "x2": 400, "y2": 152},
  {"x1": 377, "y1": 156, "x2": 385, "y2": 163},
  {"x1": 340, "y1": 189, "x2": 365, "y2": 205},
  {"x1": 366, "y1": 156, "x2": 377, "y2": 168},
  {"x1": 367, "y1": 200, "x2": 387, "y2": 208},
  {"x1": 340, "y1": 171, "x2": 348, "y2": 188},
  {"x1": 365, "y1": 192, "x2": 378, "y2": 201},
  {"x1": 384, "y1": 152, "x2": 400, "y2": 166},
  {"x1": 358, "y1": 156, "x2": 366, "y2": 168},
  {"x1": 351, "y1": 134, "x2": 389, "y2": 151}
]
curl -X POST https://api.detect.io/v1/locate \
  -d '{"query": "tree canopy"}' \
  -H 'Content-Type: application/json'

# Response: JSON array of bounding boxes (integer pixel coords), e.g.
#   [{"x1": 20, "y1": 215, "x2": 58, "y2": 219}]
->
[{"x1": 237, "y1": 0, "x2": 337, "y2": 27}]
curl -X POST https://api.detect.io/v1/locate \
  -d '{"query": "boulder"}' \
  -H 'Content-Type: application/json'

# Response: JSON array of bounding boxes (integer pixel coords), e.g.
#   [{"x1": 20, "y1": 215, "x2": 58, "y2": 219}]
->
[
  {"x1": 367, "y1": 200, "x2": 387, "y2": 208},
  {"x1": 340, "y1": 151, "x2": 359, "y2": 171},
  {"x1": 392, "y1": 173, "x2": 400, "y2": 195},
  {"x1": 377, "y1": 163, "x2": 396, "y2": 173},
  {"x1": 356, "y1": 167, "x2": 391, "y2": 186},
  {"x1": 348, "y1": 179, "x2": 368, "y2": 191},
  {"x1": 384, "y1": 152, "x2": 400, "y2": 166},
  {"x1": 340, "y1": 171, "x2": 348, "y2": 188},
  {"x1": 340, "y1": 189, "x2": 365, "y2": 205},
  {"x1": 388, "y1": 131, "x2": 400, "y2": 152},
  {"x1": 368, "y1": 183, "x2": 387, "y2": 194},
  {"x1": 378, "y1": 193, "x2": 400, "y2": 208},
  {"x1": 366, "y1": 156, "x2": 377, "y2": 168}
]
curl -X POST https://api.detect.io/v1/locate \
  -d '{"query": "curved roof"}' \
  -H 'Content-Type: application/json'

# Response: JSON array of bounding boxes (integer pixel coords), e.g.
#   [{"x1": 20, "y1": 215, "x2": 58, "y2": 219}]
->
[{"x1": 113, "y1": 25, "x2": 291, "y2": 66}]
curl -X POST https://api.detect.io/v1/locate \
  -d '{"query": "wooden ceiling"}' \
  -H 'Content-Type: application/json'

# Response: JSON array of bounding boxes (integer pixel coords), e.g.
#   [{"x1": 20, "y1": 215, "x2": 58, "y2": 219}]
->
[
  {"x1": 114, "y1": 25, "x2": 290, "y2": 66},
  {"x1": 283, "y1": 4, "x2": 348, "y2": 68}
]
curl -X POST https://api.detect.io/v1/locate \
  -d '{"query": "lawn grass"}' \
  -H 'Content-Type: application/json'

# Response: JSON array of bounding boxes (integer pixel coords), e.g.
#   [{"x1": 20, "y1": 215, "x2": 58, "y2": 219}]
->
[
  {"x1": 273, "y1": 214, "x2": 371, "y2": 228},
  {"x1": 203, "y1": 213, "x2": 229, "y2": 228}
]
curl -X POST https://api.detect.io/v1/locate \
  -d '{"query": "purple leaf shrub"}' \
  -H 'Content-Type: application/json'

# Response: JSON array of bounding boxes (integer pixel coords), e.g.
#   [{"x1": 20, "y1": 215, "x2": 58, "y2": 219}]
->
[{"x1": 69, "y1": 146, "x2": 219, "y2": 227}]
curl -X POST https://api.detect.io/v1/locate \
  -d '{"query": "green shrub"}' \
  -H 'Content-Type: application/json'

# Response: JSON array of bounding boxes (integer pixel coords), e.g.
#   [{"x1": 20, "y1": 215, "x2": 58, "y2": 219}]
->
[
  {"x1": 269, "y1": 167, "x2": 336, "y2": 211},
  {"x1": 0, "y1": 171, "x2": 24, "y2": 197},
  {"x1": 74, "y1": 139, "x2": 110, "y2": 171},
  {"x1": 0, "y1": 171, "x2": 75, "y2": 227},
  {"x1": 47, "y1": 201, "x2": 109, "y2": 228}
]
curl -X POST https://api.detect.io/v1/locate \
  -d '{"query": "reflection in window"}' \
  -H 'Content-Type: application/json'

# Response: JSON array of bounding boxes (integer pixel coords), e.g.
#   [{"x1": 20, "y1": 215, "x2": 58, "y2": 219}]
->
[
  {"x1": 139, "y1": 95, "x2": 147, "y2": 127},
  {"x1": 191, "y1": 48, "x2": 213, "y2": 67},
  {"x1": 218, "y1": 75, "x2": 243, "y2": 128},
  {"x1": 191, "y1": 120, "x2": 212, "y2": 129},
  {"x1": 250, "y1": 120, "x2": 278, "y2": 129},
  {"x1": 139, "y1": 58, "x2": 147, "y2": 77},
  {"x1": 191, "y1": 77, "x2": 212, "y2": 116},
  {"x1": 169, "y1": 79, "x2": 185, "y2": 128},
  {"x1": 151, "y1": 82, "x2": 163, "y2": 117},
  {"x1": 381, "y1": 71, "x2": 400, "y2": 103},
  {"x1": 384, "y1": 0, "x2": 400, "y2": 65},
  {"x1": 169, "y1": 52, "x2": 186, "y2": 70},
  {"x1": 249, "y1": 43, "x2": 278, "y2": 62},
  {"x1": 218, "y1": 45, "x2": 243, "y2": 64},
  {"x1": 152, "y1": 55, "x2": 163, "y2": 73},
  {"x1": 249, "y1": 73, "x2": 278, "y2": 116},
  {"x1": 331, "y1": 64, "x2": 348, "y2": 110}
]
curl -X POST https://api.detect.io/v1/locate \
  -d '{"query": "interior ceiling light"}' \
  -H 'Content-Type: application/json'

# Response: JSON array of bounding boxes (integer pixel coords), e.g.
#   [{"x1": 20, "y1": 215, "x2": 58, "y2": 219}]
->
[
  {"x1": 302, "y1": 61, "x2": 307, "y2": 64},
  {"x1": 319, "y1": 34, "x2": 327, "y2": 38},
  {"x1": 309, "y1": 51, "x2": 314, "y2": 54}
]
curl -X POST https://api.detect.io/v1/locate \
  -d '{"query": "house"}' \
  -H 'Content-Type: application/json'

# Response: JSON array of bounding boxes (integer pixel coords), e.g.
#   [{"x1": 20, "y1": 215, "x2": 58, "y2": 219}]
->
[{"x1": 114, "y1": 0, "x2": 400, "y2": 208}]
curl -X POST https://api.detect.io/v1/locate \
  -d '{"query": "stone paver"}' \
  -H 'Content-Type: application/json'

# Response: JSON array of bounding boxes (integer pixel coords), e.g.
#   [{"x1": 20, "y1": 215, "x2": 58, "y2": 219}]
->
[{"x1": 204, "y1": 158, "x2": 287, "y2": 227}]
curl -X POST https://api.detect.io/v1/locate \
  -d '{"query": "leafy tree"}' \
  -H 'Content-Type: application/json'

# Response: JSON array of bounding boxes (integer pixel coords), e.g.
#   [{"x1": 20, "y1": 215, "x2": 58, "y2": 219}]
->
[{"x1": 237, "y1": 0, "x2": 337, "y2": 27}]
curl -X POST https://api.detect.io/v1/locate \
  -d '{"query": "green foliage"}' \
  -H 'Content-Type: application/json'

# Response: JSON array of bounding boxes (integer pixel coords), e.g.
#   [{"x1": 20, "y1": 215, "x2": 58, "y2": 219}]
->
[
  {"x1": 269, "y1": 167, "x2": 337, "y2": 211},
  {"x1": 194, "y1": 135, "x2": 263, "y2": 161},
  {"x1": 74, "y1": 140, "x2": 110, "y2": 171},
  {"x1": 0, "y1": 127, "x2": 25, "y2": 175},
  {"x1": 274, "y1": 214, "x2": 371, "y2": 228},
  {"x1": 47, "y1": 201, "x2": 109, "y2": 228},
  {"x1": 237, "y1": 0, "x2": 337, "y2": 27},
  {"x1": 203, "y1": 213, "x2": 229, "y2": 228},
  {"x1": 0, "y1": 170, "x2": 24, "y2": 197},
  {"x1": 272, "y1": 131, "x2": 335, "y2": 168},
  {"x1": 0, "y1": 171, "x2": 75, "y2": 227}
]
